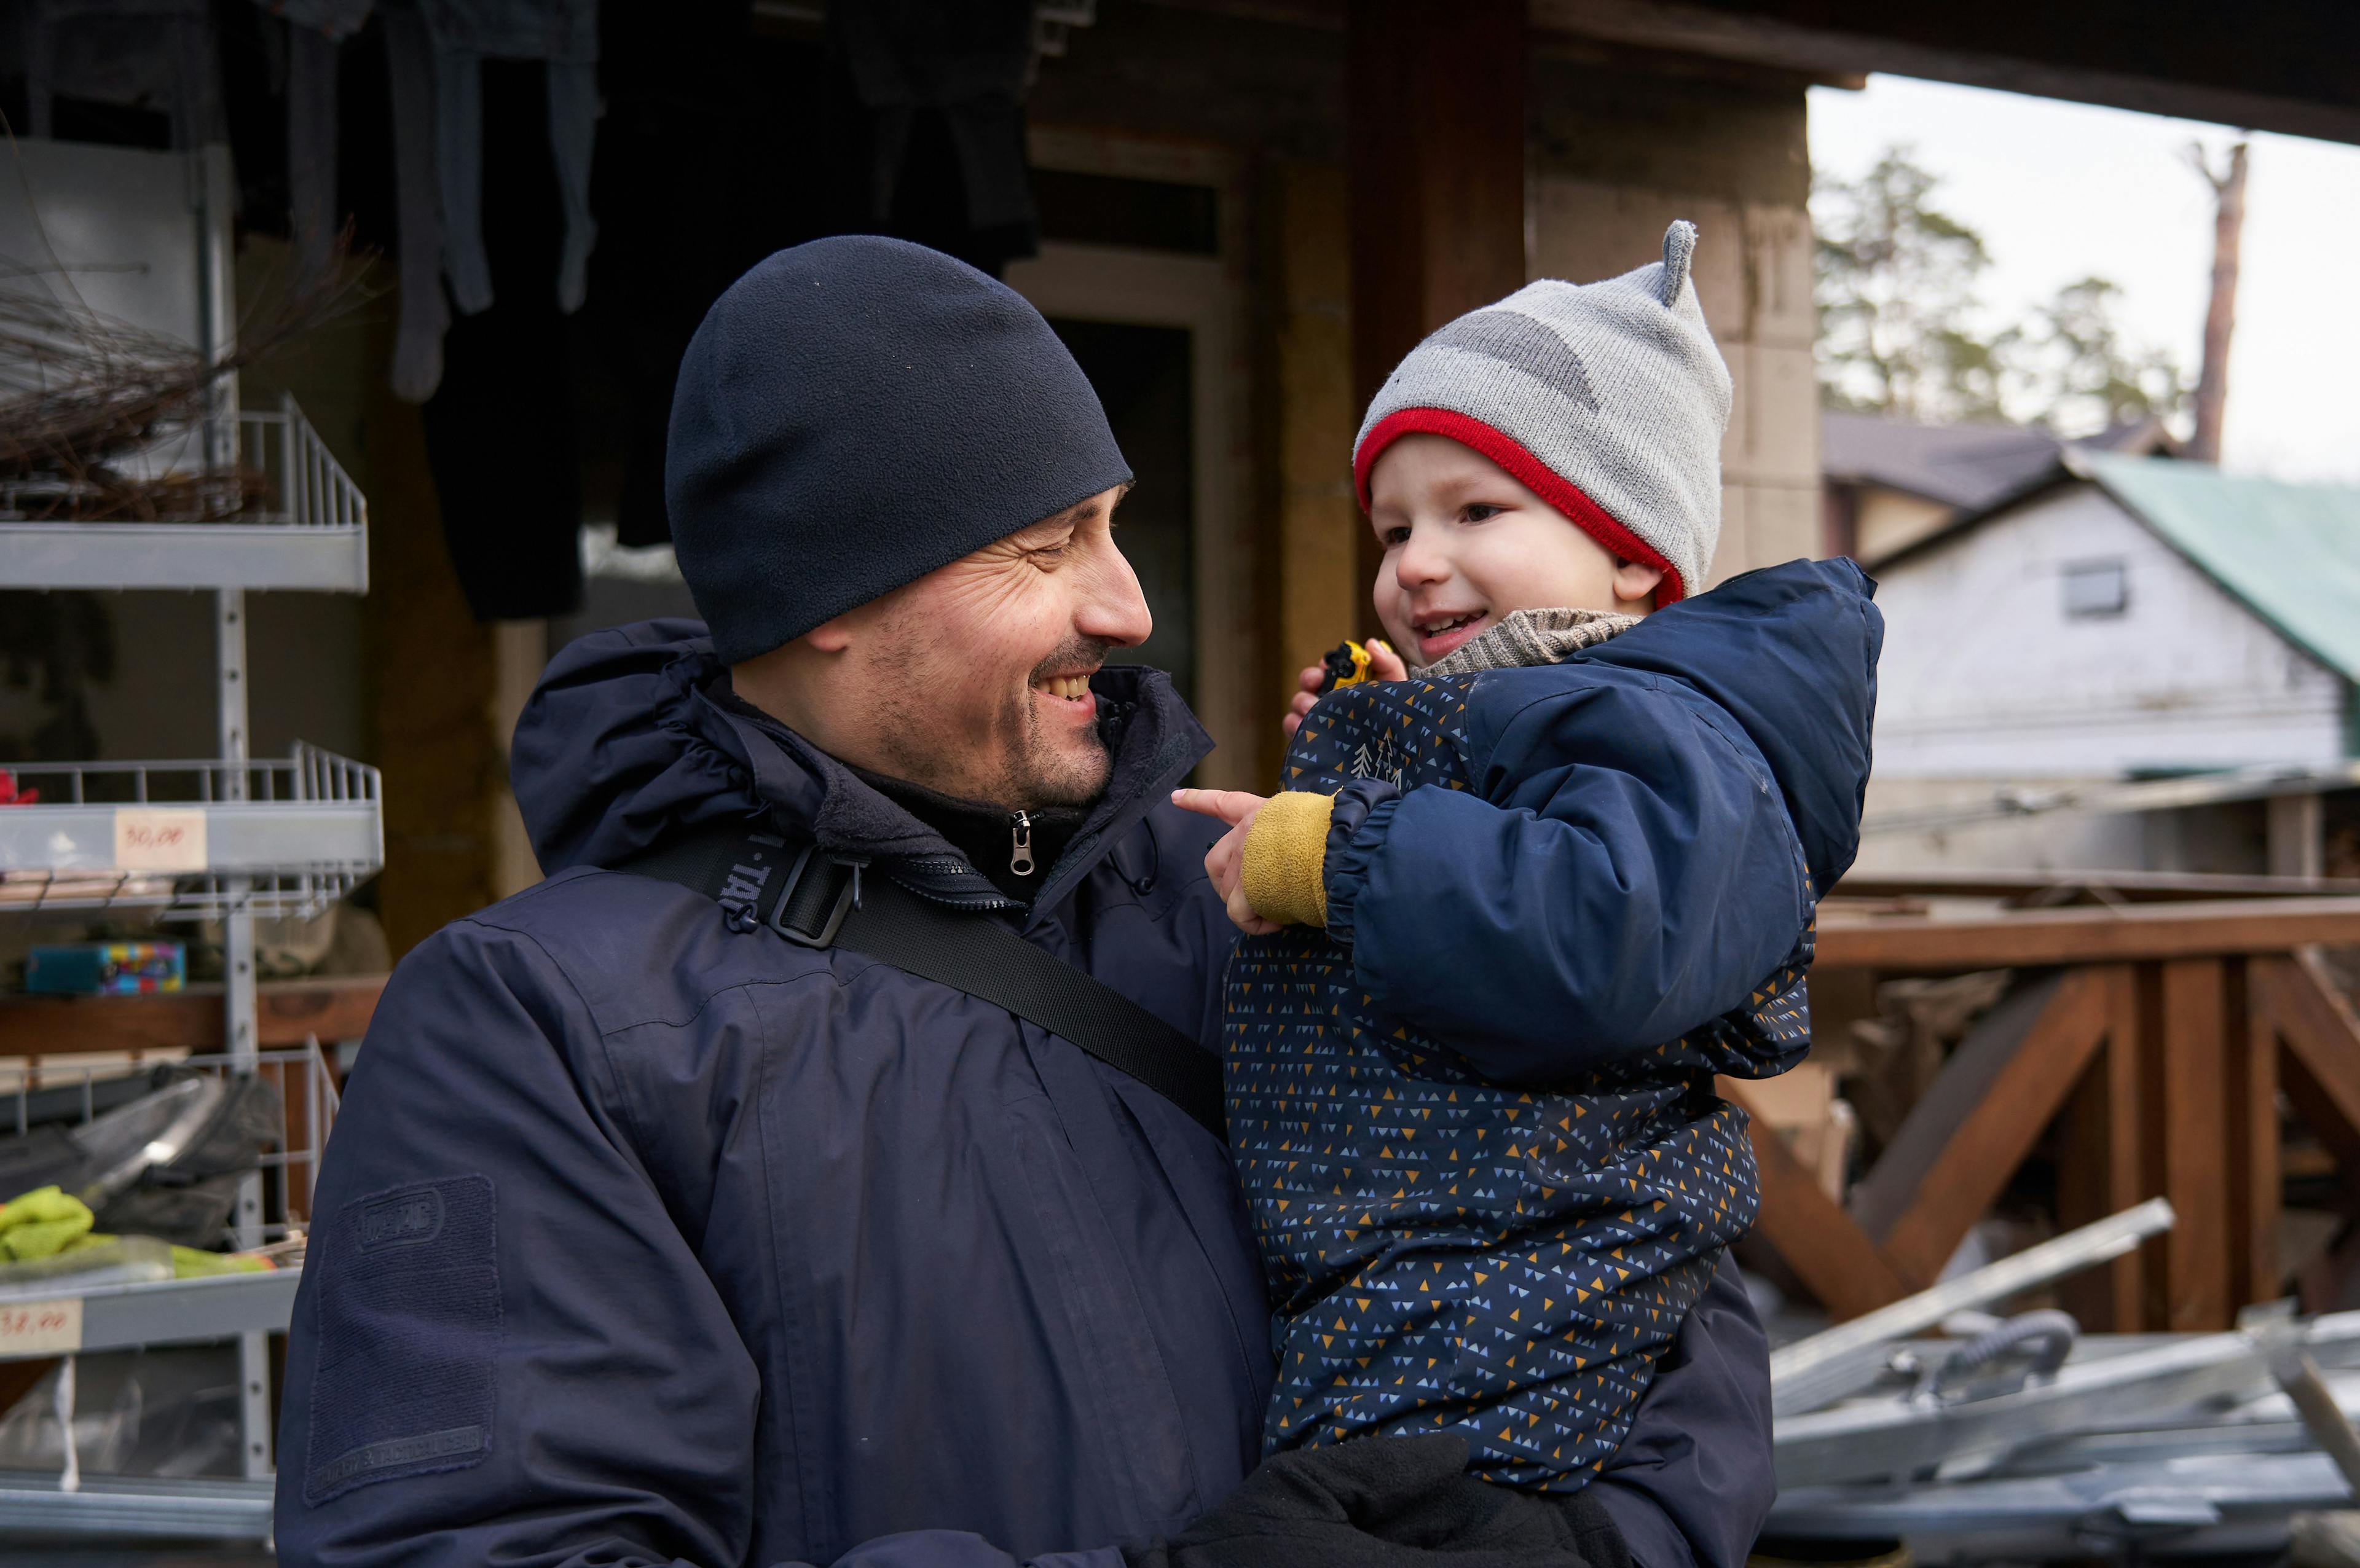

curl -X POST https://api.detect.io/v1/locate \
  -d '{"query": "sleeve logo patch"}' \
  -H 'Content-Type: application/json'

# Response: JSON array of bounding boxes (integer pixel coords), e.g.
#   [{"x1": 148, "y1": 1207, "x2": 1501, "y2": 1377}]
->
[
  {"x1": 358, "y1": 1187, "x2": 445, "y2": 1251},
  {"x1": 311, "y1": 1425, "x2": 486, "y2": 1492}
]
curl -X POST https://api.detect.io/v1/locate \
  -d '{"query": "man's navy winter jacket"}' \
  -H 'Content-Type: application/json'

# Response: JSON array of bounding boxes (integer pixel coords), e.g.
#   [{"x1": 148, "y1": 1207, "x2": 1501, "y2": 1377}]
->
[{"x1": 275, "y1": 624, "x2": 1780, "y2": 1568}]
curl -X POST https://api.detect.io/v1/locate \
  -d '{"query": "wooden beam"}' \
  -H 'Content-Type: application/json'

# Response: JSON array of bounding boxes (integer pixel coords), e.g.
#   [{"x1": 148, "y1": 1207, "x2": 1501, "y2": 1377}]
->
[
  {"x1": 1723, "y1": 1078, "x2": 1913, "y2": 1320},
  {"x1": 1849, "y1": 973, "x2": 2065, "y2": 1242},
  {"x1": 2158, "y1": 958, "x2": 2233, "y2": 1330},
  {"x1": 2281, "y1": 1046, "x2": 2360, "y2": 1210},
  {"x1": 0, "y1": 976, "x2": 385, "y2": 1057},
  {"x1": 1527, "y1": 0, "x2": 2360, "y2": 149},
  {"x1": 2260, "y1": 950, "x2": 2360, "y2": 1179},
  {"x1": 2058, "y1": 965, "x2": 2146, "y2": 1331},
  {"x1": 1872, "y1": 967, "x2": 2110, "y2": 1288},
  {"x1": 1830, "y1": 868, "x2": 2360, "y2": 904},
  {"x1": 1347, "y1": 0, "x2": 1528, "y2": 588},
  {"x1": 1815, "y1": 898, "x2": 2360, "y2": 972}
]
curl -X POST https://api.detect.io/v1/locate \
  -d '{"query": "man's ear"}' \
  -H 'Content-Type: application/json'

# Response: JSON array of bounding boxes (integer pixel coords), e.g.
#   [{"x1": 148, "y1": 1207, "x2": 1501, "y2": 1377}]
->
[
  {"x1": 1613, "y1": 559, "x2": 1666, "y2": 612},
  {"x1": 801, "y1": 610, "x2": 858, "y2": 654}
]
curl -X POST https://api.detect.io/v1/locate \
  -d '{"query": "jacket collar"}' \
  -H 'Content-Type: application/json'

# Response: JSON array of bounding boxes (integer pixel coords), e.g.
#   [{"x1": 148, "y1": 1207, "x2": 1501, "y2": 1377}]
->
[{"x1": 694, "y1": 662, "x2": 1211, "y2": 923}]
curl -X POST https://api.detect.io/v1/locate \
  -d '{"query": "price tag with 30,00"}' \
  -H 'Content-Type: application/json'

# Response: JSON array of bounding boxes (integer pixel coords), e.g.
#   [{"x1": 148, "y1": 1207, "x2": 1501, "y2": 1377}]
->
[
  {"x1": 0, "y1": 1297, "x2": 83, "y2": 1357},
  {"x1": 112, "y1": 807, "x2": 208, "y2": 872}
]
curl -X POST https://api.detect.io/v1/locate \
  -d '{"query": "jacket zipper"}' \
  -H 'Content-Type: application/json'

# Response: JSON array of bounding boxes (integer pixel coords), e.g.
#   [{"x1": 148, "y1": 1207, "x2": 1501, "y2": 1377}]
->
[{"x1": 1009, "y1": 810, "x2": 1034, "y2": 877}]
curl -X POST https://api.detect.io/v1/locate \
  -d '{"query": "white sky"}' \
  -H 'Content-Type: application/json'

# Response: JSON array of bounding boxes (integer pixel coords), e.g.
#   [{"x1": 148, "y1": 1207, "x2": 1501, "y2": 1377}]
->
[{"x1": 1807, "y1": 75, "x2": 2360, "y2": 484}]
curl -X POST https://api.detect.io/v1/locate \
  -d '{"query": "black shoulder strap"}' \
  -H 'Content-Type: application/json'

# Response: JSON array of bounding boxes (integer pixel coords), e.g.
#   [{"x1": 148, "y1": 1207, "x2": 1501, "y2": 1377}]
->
[{"x1": 615, "y1": 827, "x2": 1227, "y2": 1139}]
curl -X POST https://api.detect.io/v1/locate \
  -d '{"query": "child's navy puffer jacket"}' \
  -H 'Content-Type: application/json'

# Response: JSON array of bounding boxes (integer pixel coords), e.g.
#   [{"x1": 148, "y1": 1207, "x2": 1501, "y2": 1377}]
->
[{"x1": 1227, "y1": 557, "x2": 1881, "y2": 1490}]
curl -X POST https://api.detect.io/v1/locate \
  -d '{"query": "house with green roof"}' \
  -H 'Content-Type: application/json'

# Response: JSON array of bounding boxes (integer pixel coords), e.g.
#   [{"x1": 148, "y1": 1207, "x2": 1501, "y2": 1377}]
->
[{"x1": 1866, "y1": 453, "x2": 2360, "y2": 876}]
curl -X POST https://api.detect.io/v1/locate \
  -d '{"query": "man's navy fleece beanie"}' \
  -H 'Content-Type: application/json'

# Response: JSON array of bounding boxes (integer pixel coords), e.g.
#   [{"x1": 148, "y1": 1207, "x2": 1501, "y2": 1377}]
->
[{"x1": 666, "y1": 236, "x2": 1132, "y2": 665}]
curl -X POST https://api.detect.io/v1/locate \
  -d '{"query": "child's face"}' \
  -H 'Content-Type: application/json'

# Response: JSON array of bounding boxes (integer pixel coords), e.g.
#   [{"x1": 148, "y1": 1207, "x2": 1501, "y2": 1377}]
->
[{"x1": 1366, "y1": 434, "x2": 1665, "y2": 666}]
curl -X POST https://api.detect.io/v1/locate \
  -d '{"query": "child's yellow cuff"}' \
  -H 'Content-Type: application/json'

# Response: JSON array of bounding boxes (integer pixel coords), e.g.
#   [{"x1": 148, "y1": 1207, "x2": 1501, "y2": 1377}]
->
[{"x1": 1240, "y1": 791, "x2": 1336, "y2": 927}]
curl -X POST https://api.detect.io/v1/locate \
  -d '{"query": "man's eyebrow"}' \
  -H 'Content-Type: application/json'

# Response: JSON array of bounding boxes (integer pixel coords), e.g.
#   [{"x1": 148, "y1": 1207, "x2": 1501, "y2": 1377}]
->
[{"x1": 1038, "y1": 496, "x2": 1106, "y2": 530}]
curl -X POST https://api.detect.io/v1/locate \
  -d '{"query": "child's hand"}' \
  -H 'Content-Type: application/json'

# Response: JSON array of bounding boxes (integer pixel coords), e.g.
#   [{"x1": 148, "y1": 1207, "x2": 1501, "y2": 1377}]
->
[
  {"x1": 1171, "y1": 788, "x2": 1281, "y2": 934},
  {"x1": 1282, "y1": 638, "x2": 1407, "y2": 739}
]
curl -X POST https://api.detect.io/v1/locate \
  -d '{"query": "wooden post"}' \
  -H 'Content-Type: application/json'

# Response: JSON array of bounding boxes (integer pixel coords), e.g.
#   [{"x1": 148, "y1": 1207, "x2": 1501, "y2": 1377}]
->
[
  {"x1": 2231, "y1": 957, "x2": 2282, "y2": 1309},
  {"x1": 2059, "y1": 965, "x2": 2146, "y2": 1330},
  {"x1": 1264, "y1": 160, "x2": 1367, "y2": 723},
  {"x1": 1347, "y1": 0, "x2": 1528, "y2": 589},
  {"x1": 363, "y1": 357, "x2": 502, "y2": 958},
  {"x1": 2268, "y1": 792, "x2": 2326, "y2": 880},
  {"x1": 2158, "y1": 958, "x2": 2233, "y2": 1329}
]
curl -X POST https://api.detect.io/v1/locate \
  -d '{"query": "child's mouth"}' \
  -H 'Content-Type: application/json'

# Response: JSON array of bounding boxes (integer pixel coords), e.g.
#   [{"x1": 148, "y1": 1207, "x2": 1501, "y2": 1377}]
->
[{"x1": 1411, "y1": 611, "x2": 1489, "y2": 661}]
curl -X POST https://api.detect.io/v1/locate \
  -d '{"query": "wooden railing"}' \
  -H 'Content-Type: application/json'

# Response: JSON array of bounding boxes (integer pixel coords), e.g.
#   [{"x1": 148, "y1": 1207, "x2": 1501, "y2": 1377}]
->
[{"x1": 1731, "y1": 890, "x2": 2360, "y2": 1330}]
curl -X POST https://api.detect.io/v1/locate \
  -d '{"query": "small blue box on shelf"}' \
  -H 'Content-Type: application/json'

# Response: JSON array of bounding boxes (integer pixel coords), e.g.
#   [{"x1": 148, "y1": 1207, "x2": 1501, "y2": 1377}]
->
[{"x1": 24, "y1": 942, "x2": 187, "y2": 995}]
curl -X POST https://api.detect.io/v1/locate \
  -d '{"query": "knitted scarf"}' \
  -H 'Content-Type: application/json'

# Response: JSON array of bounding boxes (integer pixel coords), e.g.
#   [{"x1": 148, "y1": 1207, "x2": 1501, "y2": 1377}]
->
[{"x1": 1417, "y1": 606, "x2": 1638, "y2": 678}]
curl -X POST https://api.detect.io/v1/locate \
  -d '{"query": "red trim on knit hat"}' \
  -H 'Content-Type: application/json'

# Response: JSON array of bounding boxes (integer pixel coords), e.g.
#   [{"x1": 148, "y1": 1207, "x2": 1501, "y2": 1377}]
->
[{"x1": 1353, "y1": 407, "x2": 1687, "y2": 603}]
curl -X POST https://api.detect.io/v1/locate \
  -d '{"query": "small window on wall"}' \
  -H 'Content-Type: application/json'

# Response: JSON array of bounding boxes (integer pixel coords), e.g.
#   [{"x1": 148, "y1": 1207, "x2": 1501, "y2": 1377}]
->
[{"x1": 2063, "y1": 559, "x2": 2128, "y2": 618}]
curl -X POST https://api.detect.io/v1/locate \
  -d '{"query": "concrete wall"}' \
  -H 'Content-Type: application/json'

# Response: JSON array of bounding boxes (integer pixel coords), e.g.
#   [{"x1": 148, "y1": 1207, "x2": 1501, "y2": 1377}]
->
[
  {"x1": 1528, "y1": 61, "x2": 1820, "y2": 582},
  {"x1": 1873, "y1": 481, "x2": 2351, "y2": 777}
]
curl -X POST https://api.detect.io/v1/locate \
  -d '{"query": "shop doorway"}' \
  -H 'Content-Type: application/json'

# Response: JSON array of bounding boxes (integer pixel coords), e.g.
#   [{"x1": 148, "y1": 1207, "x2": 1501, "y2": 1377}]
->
[
  {"x1": 1006, "y1": 136, "x2": 1256, "y2": 788},
  {"x1": 1048, "y1": 319, "x2": 1195, "y2": 702}
]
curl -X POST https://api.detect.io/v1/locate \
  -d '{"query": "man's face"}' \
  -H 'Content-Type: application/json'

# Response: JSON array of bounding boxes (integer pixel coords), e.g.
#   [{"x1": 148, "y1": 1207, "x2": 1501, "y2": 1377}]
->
[{"x1": 808, "y1": 487, "x2": 1152, "y2": 809}]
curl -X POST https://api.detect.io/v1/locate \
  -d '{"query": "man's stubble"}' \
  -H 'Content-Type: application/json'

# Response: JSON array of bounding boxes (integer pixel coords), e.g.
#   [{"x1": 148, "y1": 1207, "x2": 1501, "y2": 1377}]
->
[{"x1": 857, "y1": 618, "x2": 1111, "y2": 810}]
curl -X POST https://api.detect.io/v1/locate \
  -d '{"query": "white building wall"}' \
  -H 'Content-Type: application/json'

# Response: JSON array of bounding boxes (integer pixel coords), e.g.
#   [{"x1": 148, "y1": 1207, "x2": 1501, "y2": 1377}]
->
[{"x1": 1872, "y1": 482, "x2": 2351, "y2": 778}]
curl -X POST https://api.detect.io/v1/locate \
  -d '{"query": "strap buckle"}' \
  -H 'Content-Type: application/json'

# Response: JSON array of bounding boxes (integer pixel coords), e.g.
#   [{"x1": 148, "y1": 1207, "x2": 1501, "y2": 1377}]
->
[{"x1": 769, "y1": 845, "x2": 864, "y2": 948}]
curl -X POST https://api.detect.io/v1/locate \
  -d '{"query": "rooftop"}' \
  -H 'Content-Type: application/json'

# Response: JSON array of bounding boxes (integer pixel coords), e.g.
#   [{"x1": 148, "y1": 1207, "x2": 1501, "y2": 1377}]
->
[
  {"x1": 2076, "y1": 452, "x2": 2360, "y2": 684},
  {"x1": 1822, "y1": 411, "x2": 2171, "y2": 511}
]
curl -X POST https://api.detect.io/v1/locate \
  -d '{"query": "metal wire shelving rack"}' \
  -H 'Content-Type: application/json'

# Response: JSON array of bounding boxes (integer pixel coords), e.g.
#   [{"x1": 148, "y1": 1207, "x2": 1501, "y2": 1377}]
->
[
  {"x1": 0, "y1": 395, "x2": 369, "y2": 593},
  {"x1": 0, "y1": 748, "x2": 381, "y2": 918},
  {"x1": 0, "y1": 1042, "x2": 340, "y2": 1537},
  {"x1": 1, "y1": 168, "x2": 377, "y2": 1531}
]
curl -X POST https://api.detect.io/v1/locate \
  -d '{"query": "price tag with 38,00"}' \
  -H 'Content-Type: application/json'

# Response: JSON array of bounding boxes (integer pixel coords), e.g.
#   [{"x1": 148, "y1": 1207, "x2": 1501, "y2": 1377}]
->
[{"x1": 0, "y1": 1297, "x2": 83, "y2": 1357}]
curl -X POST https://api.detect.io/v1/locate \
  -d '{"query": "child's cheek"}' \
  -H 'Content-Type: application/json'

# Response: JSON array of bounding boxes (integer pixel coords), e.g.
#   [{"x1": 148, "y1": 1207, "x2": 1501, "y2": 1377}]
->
[{"x1": 1371, "y1": 578, "x2": 1414, "y2": 657}]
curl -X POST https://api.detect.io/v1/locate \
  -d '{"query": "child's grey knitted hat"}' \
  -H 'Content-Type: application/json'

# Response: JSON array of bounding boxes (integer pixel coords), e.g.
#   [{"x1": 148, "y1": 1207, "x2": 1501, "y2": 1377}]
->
[{"x1": 1351, "y1": 221, "x2": 1732, "y2": 603}]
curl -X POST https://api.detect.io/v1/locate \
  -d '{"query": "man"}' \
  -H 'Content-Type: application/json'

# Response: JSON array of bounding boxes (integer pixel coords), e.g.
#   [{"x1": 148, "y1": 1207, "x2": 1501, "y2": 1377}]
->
[{"x1": 276, "y1": 237, "x2": 1775, "y2": 1568}]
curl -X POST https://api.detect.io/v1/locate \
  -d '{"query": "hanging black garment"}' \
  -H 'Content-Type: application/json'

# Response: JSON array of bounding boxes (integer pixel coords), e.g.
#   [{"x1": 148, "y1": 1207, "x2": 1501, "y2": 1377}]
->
[
  {"x1": 419, "y1": 58, "x2": 583, "y2": 620},
  {"x1": 584, "y1": 1, "x2": 828, "y2": 547},
  {"x1": 827, "y1": 0, "x2": 1040, "y2": 280}
]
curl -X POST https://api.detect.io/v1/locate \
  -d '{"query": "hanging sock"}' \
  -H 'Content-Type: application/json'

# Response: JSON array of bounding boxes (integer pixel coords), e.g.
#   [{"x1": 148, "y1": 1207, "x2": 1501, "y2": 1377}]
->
[
  {"x1": 285, "y1": 23, "x2": 341, "y2": 288},
  {"x1": 382, "y1": 0, "x2": 449, "y2": 400},
  {"x1": 422, "y1": 0, "x2": 600, "y2": 317},
  {"x1": 261, "y1": 1, "x2": 374, "y2": 289}
]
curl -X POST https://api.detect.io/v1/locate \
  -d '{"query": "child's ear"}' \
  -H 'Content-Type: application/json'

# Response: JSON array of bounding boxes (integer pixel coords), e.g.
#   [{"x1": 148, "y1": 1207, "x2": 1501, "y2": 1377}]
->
[{"x1": 1613, "y1": 559, "x2": 1665, "y2": 611}]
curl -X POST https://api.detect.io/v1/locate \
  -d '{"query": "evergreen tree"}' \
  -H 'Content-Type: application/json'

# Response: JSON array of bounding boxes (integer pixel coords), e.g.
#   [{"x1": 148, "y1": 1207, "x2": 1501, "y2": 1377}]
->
[
  {"x1": 1813, "y1": 148, "x2": 2012, "y2": 423},
  {"x1": 1814, "y1": 147, "x2": 2187, "y2": 436},
  {"x1": 2018, "y1": 276, "x2": 2189, "y2": 438}
]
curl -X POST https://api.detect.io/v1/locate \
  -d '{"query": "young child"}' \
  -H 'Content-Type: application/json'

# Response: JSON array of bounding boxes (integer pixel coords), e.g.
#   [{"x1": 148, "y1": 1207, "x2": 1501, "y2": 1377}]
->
[{"x1": 1176, "y1": 222, "x2": 1881, "y2": 1501}]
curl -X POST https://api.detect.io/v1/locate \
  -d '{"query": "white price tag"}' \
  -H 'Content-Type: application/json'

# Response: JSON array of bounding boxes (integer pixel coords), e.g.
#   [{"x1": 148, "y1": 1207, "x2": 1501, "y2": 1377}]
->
[
  {"x1": 113, "y1": 807, "x2": 208, "y2": 872},
  {"x1": 0, "y1": 1296, "x2": 82, "y2": 1357}
]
